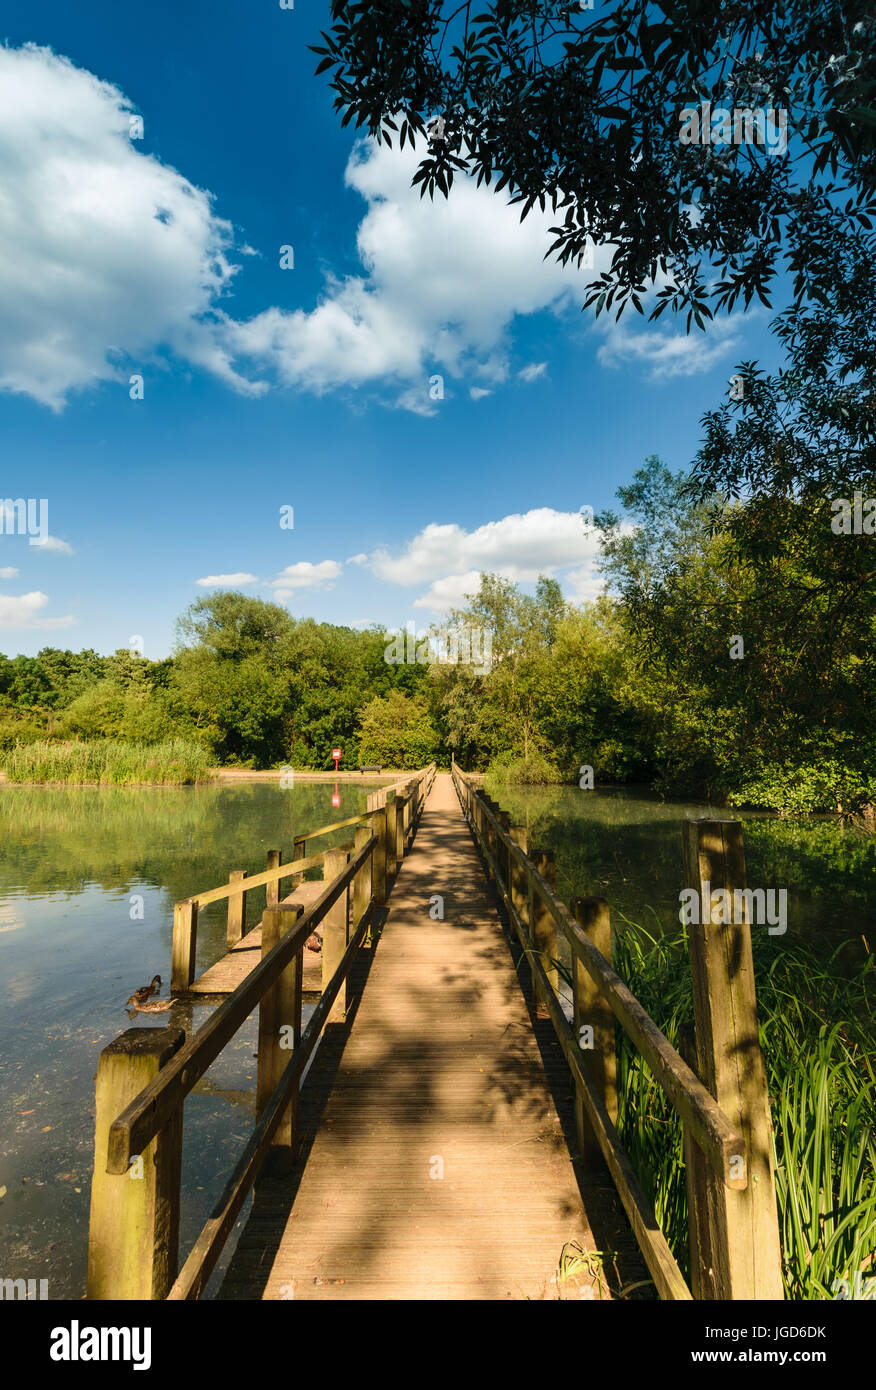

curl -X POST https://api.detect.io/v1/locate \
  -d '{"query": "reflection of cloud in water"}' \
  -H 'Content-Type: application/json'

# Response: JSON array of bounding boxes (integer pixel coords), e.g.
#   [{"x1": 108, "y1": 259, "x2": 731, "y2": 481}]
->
[
  {"x1": 0, "y1": 901, "x2": 26, "y2": 933},
  {"x1": 4, "y1": 969, "x2": 39, "y2": 1001}
]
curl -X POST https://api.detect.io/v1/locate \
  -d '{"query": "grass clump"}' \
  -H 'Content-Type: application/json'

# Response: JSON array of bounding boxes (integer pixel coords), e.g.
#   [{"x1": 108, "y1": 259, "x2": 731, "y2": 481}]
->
[
  {"x1": 487, "y1": 748, "x2": 563, "y2": 785},
  {"x1": 610, "y1": 921, "x2": 875, "y2": 1299},
  {"x1": 3, "y1": 737, "x2": 213, "y2": 786}
]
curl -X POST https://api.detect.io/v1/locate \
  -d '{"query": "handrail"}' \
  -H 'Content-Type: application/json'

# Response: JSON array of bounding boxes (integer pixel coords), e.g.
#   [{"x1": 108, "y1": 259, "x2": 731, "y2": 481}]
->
[
  {"x1": 87, "y1": 764, "x2": 437, "y2": 1300},
  {"x1": 107, "y1": 833, "x2": 376, "y2": 1173},
  {"x1": 189, "y1": 847, "x2": 326, "y2": 909},
  {"x1": 452, "y1": 764, "x2": 744, "y2": 1185}
]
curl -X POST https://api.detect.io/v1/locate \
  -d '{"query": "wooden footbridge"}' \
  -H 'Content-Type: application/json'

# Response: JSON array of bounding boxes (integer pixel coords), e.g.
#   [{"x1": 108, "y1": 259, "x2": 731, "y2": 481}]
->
[{"x1": 87, "y1": 765, "x2": 785, "y2": 1301}]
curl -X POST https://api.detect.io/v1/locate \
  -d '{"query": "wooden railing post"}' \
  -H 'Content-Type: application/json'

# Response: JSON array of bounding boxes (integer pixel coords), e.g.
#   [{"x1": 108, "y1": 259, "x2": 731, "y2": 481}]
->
[
  {"x1": 87, "y1": 1027, "x2": 185, "y2": 1299},
  {"x1": 496, "y1": 810, "x2": 511, "y2": 894},
  {"x1": 529, "y1": 849, "x2": 558, "y2": 1011},
  {"x1": 395, "y1": 794, "x2": 407, "y2": 865},
  {"x1": 226, "y1": 870, "x2": 248, "y2": 948},
  {"x1": 679, "y1": 1024, "x2": 717, "y2": 1299},
  {"x1": 372, "y1": 807, "x2": 388, "y2": 905},
  {"x1": 509, "y1": 826, "x2": 529, "y2": 936},
  {"x1": 291, "y1": 838, "x2": 306, "y2": 889},
  {"x1": 571, "y1": 897, "x2": 617, "y2": 1166},
  {"x1": 385, "y1": 793, "x2": 397, "y2": 882},
  {"x1": 323, "y1": 847, "x2": 350, "y2": 1022},
  {"x1": 682, "y1": 818, "x2": 784, "y2": 1300},
  {"x1": 257, "y1": 904, "x2": 303, "y2": 1169},
  {"x1": 354, "y1": 824, "x2": 372, "y2": 935},
  {"x1": 266, "y1": 849, "x2": 282, "y2": 908},
  {"x1": 171, "y1": 898, "x2": 198, "y2": 993}
]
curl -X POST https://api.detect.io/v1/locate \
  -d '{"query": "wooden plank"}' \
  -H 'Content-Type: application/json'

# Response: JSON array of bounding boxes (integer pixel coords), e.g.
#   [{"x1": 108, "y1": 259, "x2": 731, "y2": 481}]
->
[
  {"x1": 189, "y1": 883, "x2": 325, "y2": 995},
  {"x1": 190, "y1": 848, "x2": 326, "y2": 909},
  {"x1": 219, "y1": 774, "x2": 605, "y2": 1302}
]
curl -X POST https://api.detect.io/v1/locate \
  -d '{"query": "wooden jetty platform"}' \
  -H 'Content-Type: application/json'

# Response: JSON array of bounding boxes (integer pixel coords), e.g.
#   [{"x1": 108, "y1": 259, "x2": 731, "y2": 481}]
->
[
  {"x1": 190, "y1": 883, "x2": 325, "y2": 996},
  {"x1": 87, "y1": 760, "x2": 785, "y2": 1302},
  {"x1": 219, "y1": 772, "x2": 595, "y2": 1300}
]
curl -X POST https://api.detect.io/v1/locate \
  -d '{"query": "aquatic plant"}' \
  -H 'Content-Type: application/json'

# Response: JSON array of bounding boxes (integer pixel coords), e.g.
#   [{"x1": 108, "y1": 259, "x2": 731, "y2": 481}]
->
[{"x1": 2, "y1": 737, "x2": 213, "y2": 786}]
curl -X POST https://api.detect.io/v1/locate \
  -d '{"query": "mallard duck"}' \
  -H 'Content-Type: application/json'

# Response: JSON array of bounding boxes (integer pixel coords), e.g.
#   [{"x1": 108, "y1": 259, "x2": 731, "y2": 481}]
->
[
  {"x1": 126, "y1": 996, "x2": 176, "y2": 1013},
  {"x1": 128, "y1": 975, "x2": 162, "y2": 1005}
]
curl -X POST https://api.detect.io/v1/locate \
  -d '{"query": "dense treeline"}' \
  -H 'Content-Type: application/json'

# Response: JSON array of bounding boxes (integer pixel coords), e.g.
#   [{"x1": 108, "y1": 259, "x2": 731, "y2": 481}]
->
[{"x1": 2, "y1": 455, "x2": 873, "y2": 817}]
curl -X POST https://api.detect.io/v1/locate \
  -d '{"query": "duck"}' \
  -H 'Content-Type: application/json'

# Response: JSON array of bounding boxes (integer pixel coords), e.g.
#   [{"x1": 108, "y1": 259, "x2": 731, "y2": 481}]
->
[
  {"x1": 128, "y1": 975, "x2": 162, "y2": 1005},
  {"x1": 126, "y1": 996, "x2": 177, "y2": 1013}
]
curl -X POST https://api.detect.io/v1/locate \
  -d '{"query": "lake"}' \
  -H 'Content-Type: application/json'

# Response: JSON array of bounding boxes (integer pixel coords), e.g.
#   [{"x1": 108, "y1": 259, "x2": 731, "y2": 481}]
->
[
  {"x1": 1, "y1": 777, "x2": 872, "y2": 1299},
  {"x1": 0, "y1": 778, "x2": 380, "y2": 1300},
  {"x1": 484, "y1": 781, "x2": 876, "y2": 961}
]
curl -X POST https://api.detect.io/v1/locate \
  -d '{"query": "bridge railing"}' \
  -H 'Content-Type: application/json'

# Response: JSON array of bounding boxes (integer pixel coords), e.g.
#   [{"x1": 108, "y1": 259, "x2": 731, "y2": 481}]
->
[
  {"x1": 169, "y1": 764, "x2": 437, "y2": 993},
  {"x1": 451, "y1": 762, "x2": 784, "y2": 1302},
  {"x1": 86, "y1": 763, "x2": 435, "y2": 1300}
]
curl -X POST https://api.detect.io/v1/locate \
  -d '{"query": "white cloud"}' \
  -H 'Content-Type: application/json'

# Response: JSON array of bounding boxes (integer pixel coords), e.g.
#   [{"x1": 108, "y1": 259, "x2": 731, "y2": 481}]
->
[
  {"x1": 469, "y1": 387, "x2": 492, "y2": 401},
  {"x1": 346, "y1": 553, "x2": 368, "y2": 566},
  {"x1": 0, "y1": 590, "x2": 75, "y2": 628},
  {"x1": 268, "y1": 560, "x2": 342, "y2": 600},
  {"x1": 0, "y1": 43, "x2": 260, "y2": 409},
  {"x1": 0, "y1": 44, "x2": 748, "y2": 414},
  {"x1": 222, "y1": 140, "x2": 593, "y2": 408},
  {"x1": 518, "y1": 361, "x2": 547, "y2": 382},
  {"x1": 596, "y1": 314, "x2": 744, "y2": 380},
  {"x1": 31, "y1": 535, "x2": 74, "y2": 554},
  {"x1": 0, "y1": 567, "x2": 19, "y2": 578},
  {"x1": 195, "y1": 572, "x2": 257, "y2": 588},
  {"x1": 365, "y1": 507, "x2": 604, "y2": 612}
]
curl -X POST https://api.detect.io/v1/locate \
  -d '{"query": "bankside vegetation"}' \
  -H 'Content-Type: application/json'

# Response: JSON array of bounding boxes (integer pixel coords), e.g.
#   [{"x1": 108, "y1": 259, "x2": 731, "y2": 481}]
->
[{"x1": 0, "y1": 452, "x2": 873, "y2": 816}]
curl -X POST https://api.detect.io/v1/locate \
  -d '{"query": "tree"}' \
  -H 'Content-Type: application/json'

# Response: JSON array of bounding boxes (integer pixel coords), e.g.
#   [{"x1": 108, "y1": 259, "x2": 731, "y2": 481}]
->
[
  {"x1": 357, "y1": 690, "x2": 441, "y2": 767},
  {"x1": 315, "y1": 1, "x2": 876, "y2": 327}
]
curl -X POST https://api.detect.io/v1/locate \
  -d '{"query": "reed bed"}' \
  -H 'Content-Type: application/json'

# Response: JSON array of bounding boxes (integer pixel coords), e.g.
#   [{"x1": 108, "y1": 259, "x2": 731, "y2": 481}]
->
[
  {"x1": 610, "y1": 921, "x2": 875, "y2": 1299},
  {"x1": 3, "y1": 737, "x2": 213, "y2": 786}
]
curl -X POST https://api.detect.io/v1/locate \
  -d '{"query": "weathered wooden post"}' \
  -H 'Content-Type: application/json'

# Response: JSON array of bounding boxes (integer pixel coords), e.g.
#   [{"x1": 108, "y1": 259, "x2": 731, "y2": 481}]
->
[
  {"x1": 496, "y1": 810, "x2": 511, "y2": 897},
  {"x1": 226, "y1": 870, "x2": 248, "y2": 947},
  {"x1": 529, "y1": 849, "x2": 558, "y2": 1012},
  {"x1": 354, "y1": 824, "x2": 372, "y2": 939},
  {"x1": 88, "y1": 1028, "x2": 185, "y2": 1299},
  {"x1": 509, "y1": 826, "x2": 529, "y2": 937},
  {"x1": 682, "y1": 818, "x2": 784, "y2": 1300},
  {"x1": 679, "y1": 1024, "x2": 717, "y2": 1299},
  {"x1": 395, "y1": 794, "x2": 407, "y2": 865},
  {"x1": 371, "y1": 807, "x2": 388, "y2": 905},
  {"x1": 570, "y1": 897, "x2": 617, "y2": 1166},
  {"x1": 384, "y1": 793, "x2": 397, "y2": 883},
  {"x1": 290, "y1": 837, "x2": 306, "y2": 889},
  {"x1": 266, "y1": 849, "x2": 282, "y2": 908},
  {"x1": 323, "y1": 847, "x2": 349, "y2": 1022},
  {"x1": 256, "y1": 904, "x2": 303, "y2": 1168},
  {"x1": 170, "y1": 898, "x2": 198, "y2": 993}
]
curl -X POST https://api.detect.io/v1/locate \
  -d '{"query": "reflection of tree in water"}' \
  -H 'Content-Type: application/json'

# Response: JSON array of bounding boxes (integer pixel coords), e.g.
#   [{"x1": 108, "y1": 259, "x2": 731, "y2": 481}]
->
[
  {"x1": 486, "y1": 783, "x2": 876, "y2": 956},
  {"x1": 0, "y1": 781, "x2": 380, "y2": 903}
]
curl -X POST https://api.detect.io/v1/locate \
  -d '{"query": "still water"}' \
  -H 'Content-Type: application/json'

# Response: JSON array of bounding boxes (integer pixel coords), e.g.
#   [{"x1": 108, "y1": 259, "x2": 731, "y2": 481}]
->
[
  {"x1": 1, "y1": 778, "x2": 873, "y2": 1299},
  {"x1": 0, "y1": 779, "x2": 380, "y2": 1299},
  {"x1": 485, "y1": 781, "x2": 876, "y2": 957}
]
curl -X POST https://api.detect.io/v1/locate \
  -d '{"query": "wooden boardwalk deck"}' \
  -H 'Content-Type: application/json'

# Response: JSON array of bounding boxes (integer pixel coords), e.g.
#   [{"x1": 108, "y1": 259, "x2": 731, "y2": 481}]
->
[
  {"x1": 219, "y1": 772, "x2": 604, "y2": 1300},
  {"x1": 190, "y1": 882, "x2": 325, "y2": 995}
]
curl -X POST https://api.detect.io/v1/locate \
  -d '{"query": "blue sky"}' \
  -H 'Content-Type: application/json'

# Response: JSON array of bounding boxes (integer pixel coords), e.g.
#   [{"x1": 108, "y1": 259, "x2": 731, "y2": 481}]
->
[{"x1": 0, "y1": 0, "x2": 777, "y2": 658}]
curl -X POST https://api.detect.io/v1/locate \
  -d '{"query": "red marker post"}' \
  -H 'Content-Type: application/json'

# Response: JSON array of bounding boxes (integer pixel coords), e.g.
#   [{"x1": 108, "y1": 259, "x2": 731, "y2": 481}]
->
[{"x1": 332, "y1": 747, "x2": 341, "y2": 773}]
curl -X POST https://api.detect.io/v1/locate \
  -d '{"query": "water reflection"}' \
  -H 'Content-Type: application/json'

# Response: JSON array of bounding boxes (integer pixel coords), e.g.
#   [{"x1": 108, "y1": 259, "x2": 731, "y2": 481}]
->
[
  {"x1": 485, "y1": 781, "x2": 876, "y2": 956},
  {"x1": 0, "y1": 780, "x2": 378, "y2": 1299}
]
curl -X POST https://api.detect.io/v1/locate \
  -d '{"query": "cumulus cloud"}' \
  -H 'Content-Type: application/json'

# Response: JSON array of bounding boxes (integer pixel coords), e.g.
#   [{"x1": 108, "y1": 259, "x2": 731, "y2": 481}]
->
[
  {"x1": 31, "y1": 535, "x2": 74, "y2": 554},
  {"x1": 0, "y1": 44, "x2": 750, "y2": 414},
  {"x1": 268, "y1": 560, "x2": 342, "y2": 601},
  {"x1": 0, "y1": 43, "x2": 259, "y2": 409},
  {"x1": 223, "y1": 142, "x2": 592, "y2": 409},
  {"x1": 195, "y1": 572, "x2": 257, "y2": 587},
  {"x1": 596, "y1": 313, "x2": 744, "y2": 380},
  {"x1": 0, "y1": 590, "x2": 75, "y2": 628},
  {"x1": 0, "y1": 567, "x2": 19, "y2": 579},
  {"x1": 364, "y1": 507, "x2": 604, "y2": 612}
]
